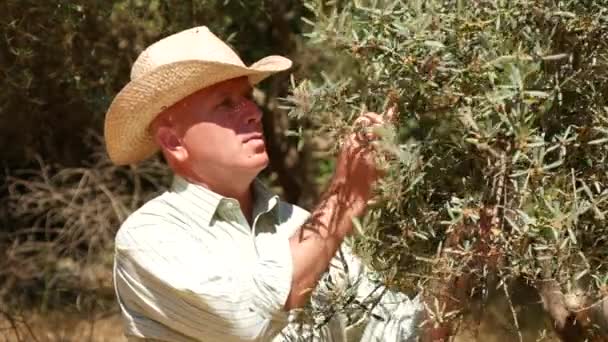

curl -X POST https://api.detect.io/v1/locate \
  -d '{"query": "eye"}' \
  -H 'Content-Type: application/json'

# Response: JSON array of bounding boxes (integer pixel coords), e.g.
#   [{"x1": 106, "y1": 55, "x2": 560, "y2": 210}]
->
[
  {"x1": 245, "y1": 91, "x2": 253, "y2": 101},
  {"x1": 218, "y1": 98, "x2": 233, "y2": 109}
]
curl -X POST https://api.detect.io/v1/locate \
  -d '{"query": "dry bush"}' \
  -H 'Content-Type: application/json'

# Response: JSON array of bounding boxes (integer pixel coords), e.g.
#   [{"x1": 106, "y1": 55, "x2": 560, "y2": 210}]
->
[
  {"x1": 0, "y1": 308, "x2": 126, "y2": 342},
  {"x1": 0, "y1": 132, "x2": 171, "y2": 310}
]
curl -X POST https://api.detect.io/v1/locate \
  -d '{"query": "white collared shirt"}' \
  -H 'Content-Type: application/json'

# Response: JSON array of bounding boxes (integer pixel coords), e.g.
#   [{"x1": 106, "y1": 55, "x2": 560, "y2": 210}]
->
[{"x1": 114, "y1": 176, "x2": 421, "y2": 341}]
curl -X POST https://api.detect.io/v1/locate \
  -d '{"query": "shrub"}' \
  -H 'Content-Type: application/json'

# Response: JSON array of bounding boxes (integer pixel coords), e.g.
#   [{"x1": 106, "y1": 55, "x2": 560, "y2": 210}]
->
[{"x1": 289, "y1": 0, "x2": 608, "y2": 340}]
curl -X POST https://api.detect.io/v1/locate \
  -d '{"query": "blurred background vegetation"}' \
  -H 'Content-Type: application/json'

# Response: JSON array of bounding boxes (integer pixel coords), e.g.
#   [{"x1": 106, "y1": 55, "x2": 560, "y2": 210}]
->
[
  {"x1": 2, "y1": 0, "x2": 608, "y2": 341},
  {"x1": 0, "y1": 0, "x2": 323, "y2": 340}
]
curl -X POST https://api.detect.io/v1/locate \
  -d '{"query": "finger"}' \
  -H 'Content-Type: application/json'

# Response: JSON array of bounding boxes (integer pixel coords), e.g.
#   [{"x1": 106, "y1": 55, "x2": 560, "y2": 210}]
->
[
  {"x1": 364, "y1": 131, "x2": 377, "y2": 141},
  {"x1": 353, "y1": 129, "x2": 380, "y2": 146},
  {"x1": 355, "y1": 131, "x2": 367, "y2": 144},
  {"x1": 353, "y1": 125, "x2": 369, "y2": 143},
  {"x1": 361, "y1": 112, "x2": 384, "y2": 125},
  {"x1": 353, "y1": 117, "x2": 371, "y2": 141},
  {"x1": 354, "y1": 116, "x2": 372, "y2": 127},
  {"x1": 385, "y1": 104, "x2": 398, "y2": 124}
]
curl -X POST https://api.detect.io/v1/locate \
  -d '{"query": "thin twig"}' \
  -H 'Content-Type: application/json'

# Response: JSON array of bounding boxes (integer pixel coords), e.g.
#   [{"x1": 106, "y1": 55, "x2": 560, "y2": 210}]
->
[{"x1": 502, "y1": 280, "x2": 524, "y2": 342}]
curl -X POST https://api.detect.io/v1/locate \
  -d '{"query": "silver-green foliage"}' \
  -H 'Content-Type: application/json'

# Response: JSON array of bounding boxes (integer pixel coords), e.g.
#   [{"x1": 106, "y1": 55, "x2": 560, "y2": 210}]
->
[{"x1": 289, "y1": 0, "x2": 608, "y2": 314}]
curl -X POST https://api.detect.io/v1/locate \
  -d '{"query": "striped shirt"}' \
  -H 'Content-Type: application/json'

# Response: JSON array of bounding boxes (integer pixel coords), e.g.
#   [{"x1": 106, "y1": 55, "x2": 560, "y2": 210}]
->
[{"x1": 113, "y1": 176, "x2": 421, "y2": 341}]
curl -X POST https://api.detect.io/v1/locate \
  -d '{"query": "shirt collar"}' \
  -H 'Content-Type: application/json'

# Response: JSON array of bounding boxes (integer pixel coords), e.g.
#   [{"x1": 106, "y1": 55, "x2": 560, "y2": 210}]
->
[
  {"x1": 170, "y1": 176, "x2": 280, "y2": 226},
  {"x1": 252, "y1": 178, "x2": 280, "y2": 220}
]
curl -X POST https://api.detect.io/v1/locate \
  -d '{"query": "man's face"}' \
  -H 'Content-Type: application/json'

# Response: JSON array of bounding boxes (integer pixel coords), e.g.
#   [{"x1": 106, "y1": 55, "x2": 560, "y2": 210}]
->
[{"x1": 165, "y1": 76, "x2": 269, "y2": 176}]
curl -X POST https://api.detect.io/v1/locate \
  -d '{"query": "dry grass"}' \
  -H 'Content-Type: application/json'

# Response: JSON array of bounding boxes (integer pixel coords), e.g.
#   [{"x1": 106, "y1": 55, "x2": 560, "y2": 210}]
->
[
  {"x1": 0, "y1": 132, "x2": 171, "y2": 309},
  {"x1": 0, "y1": 310, "x2": 126, "y2": 342}
]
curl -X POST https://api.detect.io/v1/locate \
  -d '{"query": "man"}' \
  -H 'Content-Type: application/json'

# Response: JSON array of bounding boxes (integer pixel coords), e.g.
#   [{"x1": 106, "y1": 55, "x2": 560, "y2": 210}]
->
[{"x1": 105, "y1": 26, "x2": 420, "y2": 341}]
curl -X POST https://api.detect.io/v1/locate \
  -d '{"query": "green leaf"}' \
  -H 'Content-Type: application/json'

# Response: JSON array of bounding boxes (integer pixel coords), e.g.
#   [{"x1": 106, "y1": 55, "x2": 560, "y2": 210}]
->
[{"x1": 424, "y1": 40, "x2": 445, "y2": 49}]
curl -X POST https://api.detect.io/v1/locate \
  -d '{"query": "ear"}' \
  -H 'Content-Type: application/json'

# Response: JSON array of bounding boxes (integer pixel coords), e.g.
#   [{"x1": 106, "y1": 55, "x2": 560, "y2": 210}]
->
[{"x1": 154, "y1": 126, "x2": 188, "y2": 163}]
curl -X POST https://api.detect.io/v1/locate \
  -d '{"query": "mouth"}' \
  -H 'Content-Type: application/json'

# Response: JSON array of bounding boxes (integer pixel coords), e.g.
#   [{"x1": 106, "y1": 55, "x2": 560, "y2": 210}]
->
[{"x1": 242, "y1": 133, "x2": 265, "y2": 144}]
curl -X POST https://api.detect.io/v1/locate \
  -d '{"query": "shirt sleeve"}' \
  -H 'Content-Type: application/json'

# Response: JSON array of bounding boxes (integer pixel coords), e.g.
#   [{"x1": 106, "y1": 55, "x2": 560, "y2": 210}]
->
[
  {"x1": 315, "y1": 243, "x2": 423, "y2": 342},
  {"x1": 114, "y1": 220, "x2": 293, "y2": 342}
]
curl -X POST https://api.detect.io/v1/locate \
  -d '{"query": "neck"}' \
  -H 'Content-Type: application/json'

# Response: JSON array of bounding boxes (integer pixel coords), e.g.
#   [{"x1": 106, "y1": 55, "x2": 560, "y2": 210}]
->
[{"x1": 179, "y1": 167, "x2": 257, "y2": 223}]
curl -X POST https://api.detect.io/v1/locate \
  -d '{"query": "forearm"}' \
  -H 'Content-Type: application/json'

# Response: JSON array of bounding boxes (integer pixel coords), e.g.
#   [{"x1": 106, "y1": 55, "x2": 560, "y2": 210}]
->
[
  {"x1": 282, "y1": 110, "x2": 388, "y2": 310},
  {"x1": 284, "y1": 185, "x2": 366, "y2": 310}
]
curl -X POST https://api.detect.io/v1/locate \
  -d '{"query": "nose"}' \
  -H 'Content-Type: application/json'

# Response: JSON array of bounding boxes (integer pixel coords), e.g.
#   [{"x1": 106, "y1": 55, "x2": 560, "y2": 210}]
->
[{"x1": 240, "y1": 97, "x2": 262, "y2": 125}]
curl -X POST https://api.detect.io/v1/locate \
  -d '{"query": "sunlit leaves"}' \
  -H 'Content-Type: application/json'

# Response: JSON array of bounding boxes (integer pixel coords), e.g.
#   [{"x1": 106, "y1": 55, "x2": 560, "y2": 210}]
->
[{"x1": 291, "y1": 0, "x2": 608, "y2": 330}]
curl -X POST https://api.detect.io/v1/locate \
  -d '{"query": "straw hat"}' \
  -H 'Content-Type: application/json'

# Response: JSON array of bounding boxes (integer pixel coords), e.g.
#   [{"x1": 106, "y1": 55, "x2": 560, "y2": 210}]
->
[{"x1": 104, "y1": 26, "x2": 292, "y2": 165}]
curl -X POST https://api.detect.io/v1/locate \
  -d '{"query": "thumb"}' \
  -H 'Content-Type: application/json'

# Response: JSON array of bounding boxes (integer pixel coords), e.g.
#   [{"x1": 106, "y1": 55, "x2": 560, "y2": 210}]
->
[{"x1": 385, "y1": 104, "x2": 398, "y2": 124}]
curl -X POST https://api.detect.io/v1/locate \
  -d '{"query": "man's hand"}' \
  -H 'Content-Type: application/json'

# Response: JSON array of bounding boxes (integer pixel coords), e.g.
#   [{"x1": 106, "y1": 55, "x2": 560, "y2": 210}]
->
[
  {"x1": 285, "y1": 105, "x2": 397, "y2": 310},
  {"x1": 331, "y1": 107, "x2": 397, "y2": 216}
]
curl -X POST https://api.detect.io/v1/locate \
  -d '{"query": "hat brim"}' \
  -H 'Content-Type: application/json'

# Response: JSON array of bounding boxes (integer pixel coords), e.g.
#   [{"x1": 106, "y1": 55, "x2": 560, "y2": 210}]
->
[{"x1": 104, "y1": 55, "x2": 292, "y2": 165}]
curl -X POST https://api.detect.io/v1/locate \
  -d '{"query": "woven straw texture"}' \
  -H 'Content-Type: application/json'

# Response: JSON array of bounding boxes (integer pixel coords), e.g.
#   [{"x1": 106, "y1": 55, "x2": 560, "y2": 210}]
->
[{"x1": 104, "y1": 26, "x2": 291, "y2": 165}]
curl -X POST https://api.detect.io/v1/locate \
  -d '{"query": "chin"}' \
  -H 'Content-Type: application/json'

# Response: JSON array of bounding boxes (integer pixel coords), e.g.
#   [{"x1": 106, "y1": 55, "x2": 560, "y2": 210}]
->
[
  {"x1": 253, "y1": 153, "x2": 270, "y2": 170},
  {"x1": 242, "y1": 152, "x2": 269, "y2": 173}
]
